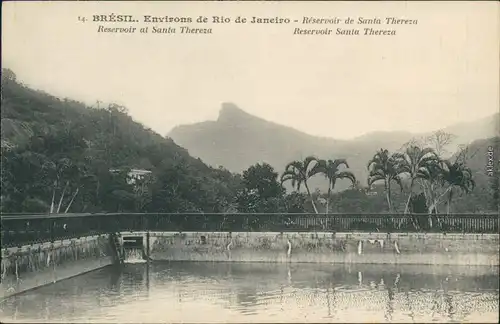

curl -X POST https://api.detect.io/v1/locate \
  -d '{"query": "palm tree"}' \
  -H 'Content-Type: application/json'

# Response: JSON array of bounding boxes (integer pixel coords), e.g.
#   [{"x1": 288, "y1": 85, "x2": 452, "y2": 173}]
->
[
  {"x1": 367, "y1": 149, "x2": 404, "y2": 213},
  {"x1": 414, "y1": 159, "x2": 449, "y2": 233},
  {"x1": 396, "y1": 145, "x2": 439, "y2": 214},
  {"x1": 406, "y1": 157, "x2": 474, "y2": 229},
  {"x1": 313, "y1": 158, "x2": 356, "y2": 214},
  {"x1": 441, "y1": 160, "x2": 475, "y2": 215},
  {"x1": 281, "y1": 156, "x2": 320, "y2": 214}
]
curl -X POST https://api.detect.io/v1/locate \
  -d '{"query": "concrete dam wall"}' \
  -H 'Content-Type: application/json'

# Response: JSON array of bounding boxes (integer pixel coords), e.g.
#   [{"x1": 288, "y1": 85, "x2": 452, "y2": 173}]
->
[
  {"x1": 0, "y1": 235, "x2": 114, "y2": 299},
  {"x1": 144, "y1": 232, "x2": 499, "y2": 266}
]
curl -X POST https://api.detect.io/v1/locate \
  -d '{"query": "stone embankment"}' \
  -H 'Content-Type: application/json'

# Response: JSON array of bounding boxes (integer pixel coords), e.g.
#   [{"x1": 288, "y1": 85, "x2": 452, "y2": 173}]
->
[
  {"x1": 144, "y1": 232, "x2": 499, "y2": 266},
  {"x1": 0, "y1": 235, "x2": 114, "y2": 299}
]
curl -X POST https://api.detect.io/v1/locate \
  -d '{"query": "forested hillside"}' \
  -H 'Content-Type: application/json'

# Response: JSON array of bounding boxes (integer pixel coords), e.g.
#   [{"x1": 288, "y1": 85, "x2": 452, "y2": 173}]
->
[
  {"x1": 1, "y1": 68, "x2": 497, "y2": 217},
  {"x1": 1, "y1": 69, "x2": 243, "y2": 213}
]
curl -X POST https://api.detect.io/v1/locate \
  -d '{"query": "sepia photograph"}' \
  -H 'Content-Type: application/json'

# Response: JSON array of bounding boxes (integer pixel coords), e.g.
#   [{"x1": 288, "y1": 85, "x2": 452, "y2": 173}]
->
[{"x1": 1, "y1": 1, "x2": 499, "y2": 323}]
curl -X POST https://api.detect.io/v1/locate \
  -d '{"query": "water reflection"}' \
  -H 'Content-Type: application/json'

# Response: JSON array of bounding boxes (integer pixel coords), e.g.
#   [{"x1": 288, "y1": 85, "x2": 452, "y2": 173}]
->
[{"x1": 0, "y1": 262, "x2": 498, "y2": 323}]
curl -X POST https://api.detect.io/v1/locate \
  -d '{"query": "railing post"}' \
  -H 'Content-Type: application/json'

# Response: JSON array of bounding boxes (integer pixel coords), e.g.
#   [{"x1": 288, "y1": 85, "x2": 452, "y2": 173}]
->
[{"x1": 146, "y1": 230, "x2": 150, "y2": 261}]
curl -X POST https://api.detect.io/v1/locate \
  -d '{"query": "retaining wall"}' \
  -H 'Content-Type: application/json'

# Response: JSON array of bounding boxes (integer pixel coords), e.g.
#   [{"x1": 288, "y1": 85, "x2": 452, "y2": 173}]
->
[
  {"x1": 0, "y1": 234, "x2": 114, "y2": 299},
  {"x1": 142, "y1": 231, "x2": 499, "y2": 266},
  {"x1": 2, "y1": 231, "x2": 497, "y2": 299}
]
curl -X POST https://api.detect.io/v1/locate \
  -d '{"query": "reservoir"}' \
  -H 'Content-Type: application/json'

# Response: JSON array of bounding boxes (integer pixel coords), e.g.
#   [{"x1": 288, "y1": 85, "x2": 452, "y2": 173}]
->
[{"x1": 0, "y1": 261, "x2": 498, "y2": 323}]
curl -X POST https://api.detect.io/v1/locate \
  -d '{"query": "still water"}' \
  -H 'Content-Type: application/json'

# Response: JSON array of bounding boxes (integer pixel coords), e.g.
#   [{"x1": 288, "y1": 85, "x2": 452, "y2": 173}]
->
[{"x1": 0, "y1": 260, "x2": 498, "y2": 323}]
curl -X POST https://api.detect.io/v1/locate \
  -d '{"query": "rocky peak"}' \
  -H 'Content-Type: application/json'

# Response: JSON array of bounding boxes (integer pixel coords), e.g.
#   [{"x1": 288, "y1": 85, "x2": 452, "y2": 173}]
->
[{"x1": 217, "y1": 102, "x2": 254, "y2": 123}]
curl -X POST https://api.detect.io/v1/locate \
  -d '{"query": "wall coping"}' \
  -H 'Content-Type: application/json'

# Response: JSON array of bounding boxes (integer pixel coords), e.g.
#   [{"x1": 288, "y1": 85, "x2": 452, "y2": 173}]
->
[
  {"x1": 1, "y1": 234, "x2": 109, "y2": 256},
  {"x1": 126, "y1": 231, "x2": 499, "y2": 240}
]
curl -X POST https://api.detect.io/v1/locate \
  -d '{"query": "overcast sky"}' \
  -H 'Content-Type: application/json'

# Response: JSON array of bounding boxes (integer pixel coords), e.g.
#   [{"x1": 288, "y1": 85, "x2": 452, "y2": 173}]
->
[{"x1": 2, "y1": 1, "x2": 498, "y2": 139}]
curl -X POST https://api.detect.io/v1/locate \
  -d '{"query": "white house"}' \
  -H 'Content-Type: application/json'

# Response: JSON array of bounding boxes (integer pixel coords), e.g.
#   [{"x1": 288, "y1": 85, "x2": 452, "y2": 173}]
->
[{"x1": 109, "y1": 168, "x2": 152, "y2": 185}]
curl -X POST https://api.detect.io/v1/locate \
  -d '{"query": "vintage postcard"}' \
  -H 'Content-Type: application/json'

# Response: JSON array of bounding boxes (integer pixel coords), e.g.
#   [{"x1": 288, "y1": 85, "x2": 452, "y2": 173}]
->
[{"x1": 1, "y1": 1, "x2": 499, "y2": 323}]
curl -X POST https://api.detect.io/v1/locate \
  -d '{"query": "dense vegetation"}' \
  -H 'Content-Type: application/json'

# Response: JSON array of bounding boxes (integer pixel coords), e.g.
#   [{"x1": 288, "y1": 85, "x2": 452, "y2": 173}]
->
[
  {"x1": 279, "y1": 132, "x2": 498, "y2": 229},
  {"x1": 1, "y1": 69, "x2": 243, "y2": 214},
  {"x1": 1, "y1": 69, "x2": 498, "y2": 220}
]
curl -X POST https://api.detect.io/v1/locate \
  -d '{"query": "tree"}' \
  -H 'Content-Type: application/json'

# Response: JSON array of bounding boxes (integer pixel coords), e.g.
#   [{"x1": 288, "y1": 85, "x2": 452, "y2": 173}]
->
[
  {"x1": 28, "y1": 127, "x2": 93, "y2": 214},
  {"x1": 367, "y1": 149, "x2": 404, "y2": 213},
  {"x1": 313, "y1": 158, "x2": 356, "y2": 214},
  {"x1": 106, "y1": 103, "x2": 129, "y2": 115},
  {"x1": 410, "y1": 192, "x2": 428, "y2": 213},
  {"x1": 242, "y1": 163, "x2": 283, "y2": 200},
  {"x1": 417, "y1": 131, "x2": 473, "y2": 218},
  {"x1": 101, "y1": 169, "x2": 138, "y2": 212},
  {"x1": 237, "y1": 163, "x2": 284, "y2": 213},
  {"x1": 133, "y1": 172, "x2": 155, "y2": 212},
  {"x1": 414, "y1": 143, "x2": 477, "y2": 224},
  {"x1": 281, "y1": 156, "x2": 320, "y2": 214},
  {"x1": 441, "y1": 159, "x2": 475, "y2": 215},
  {"x1": 409, "y1": 192, "x2": 429, "y2": 229},
  {"x1": 417, "y1": 159, "x2": 448, "y2": 216},
  {"x1": 1, "y1": 68, "x2": 17, "y2": 83},
  {"x1": 1, "y1": 150, "x2": 49, "y2": 212},
  {"x1": 423, "y1": 130, "x2": 456, "y2": 158},
  {"x1": 282, "y1": 192, "x2": 307, "y2": 213},
  {"x1": 396, "y1": 145, "x2": 439, "y2": 214}
]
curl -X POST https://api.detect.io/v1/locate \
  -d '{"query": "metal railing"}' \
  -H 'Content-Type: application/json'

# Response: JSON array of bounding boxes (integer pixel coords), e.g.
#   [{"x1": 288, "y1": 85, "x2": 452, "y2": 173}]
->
[{"x1": 1, "y1": 212, "x2": 498, "y2": 248}]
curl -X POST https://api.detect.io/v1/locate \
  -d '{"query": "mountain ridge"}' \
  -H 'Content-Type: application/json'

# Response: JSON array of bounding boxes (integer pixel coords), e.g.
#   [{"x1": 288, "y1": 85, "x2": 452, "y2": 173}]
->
[
  {"x1": 169, "y1": 103, "x2": 499, "y2": 191},
  {"x1": 171, "y1": 102, "x2": 498, "y2": 144}
]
